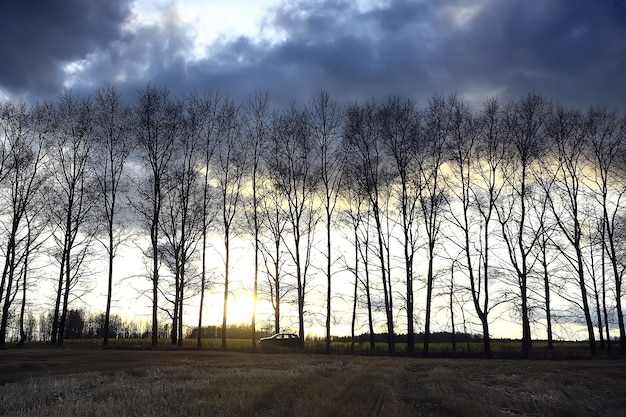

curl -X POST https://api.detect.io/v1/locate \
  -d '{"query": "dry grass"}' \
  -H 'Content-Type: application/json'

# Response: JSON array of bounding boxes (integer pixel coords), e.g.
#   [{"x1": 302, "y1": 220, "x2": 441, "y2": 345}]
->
[{"x1": 1, "y1": 349, "x2": 625, "y2": 416}]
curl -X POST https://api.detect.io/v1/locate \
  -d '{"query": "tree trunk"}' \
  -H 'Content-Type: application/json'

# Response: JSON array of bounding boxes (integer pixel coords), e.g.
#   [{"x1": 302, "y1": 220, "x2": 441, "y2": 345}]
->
[{"x1": 222, "y1": 234, "x2": 230, "y2": 351}]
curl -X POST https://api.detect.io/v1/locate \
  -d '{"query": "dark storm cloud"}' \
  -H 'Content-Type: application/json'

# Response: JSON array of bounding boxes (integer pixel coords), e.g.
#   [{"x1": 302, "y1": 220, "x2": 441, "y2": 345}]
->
[
  {"x1": 185, "y1": 0, "x2": 439, "y2": 106},
  {"x1": 0, "y1": 0, "x2": 132, "y2": 96},
  {"x1": 431, "y1": 0, "x2": 626, "y2": 107},
  {"x1": 182, "y1": 0, "x2": 626, "y2": 109},
  {"x1": 1, "y1": 0, "x2": 625, "y2": 110}
]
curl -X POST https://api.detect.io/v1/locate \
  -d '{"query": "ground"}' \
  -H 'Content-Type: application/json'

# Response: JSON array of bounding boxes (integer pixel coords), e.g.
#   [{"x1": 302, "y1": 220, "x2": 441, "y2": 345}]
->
[{"x1": 1, "y1": 348, "x2": 625, "y2": 416}]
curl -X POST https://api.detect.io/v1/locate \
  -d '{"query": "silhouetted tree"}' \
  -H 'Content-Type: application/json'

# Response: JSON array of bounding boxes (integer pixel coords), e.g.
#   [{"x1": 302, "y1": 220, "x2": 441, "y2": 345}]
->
[
  {"x1": 92, "y1": 85, "x2": 133, "y2": 347},
  {"x1": 268, "y1": 104, "x2": 319, "y2": 348},
  {"x1": 344, "y1": 101, "x2": 395, "y2": 354},
  {"x1": 586, "y1": 106, "x2": 626, "y2": 352},
  {"x1": 309, "y1": 90, "x2": 345, "y2": 354},
  {"x1": 545, "y1": 106, "x2": 597, "y2": 355},
  {"x1": 49, "y1": 91, "x2": 97, "y2": 346},
  {"x1": 497, "y1": 94, "x2": 551, "y2": 357},
  {"x1": 378, "y1": 95, "x2": 421, "y2": 354},
  {"x1": 216, "y1": 99, "x2": 247, "y2": 350},
  {"x1": 0, "y1": 100, "x2": 50, "y2": 346},
  {"x1": 195, "y1": 90, "x2": 221, "y2": 349},
  {"x1": 340, "y1": 175, "x2": 375, "y2": 351},
  {"x1": 243, "y1": 91, "x2": 271, "y2": 348},
  {"x1": 259, "y1": 181, "x2": 288, "y2": 335},
  {"x1": 419, "y1": 95, "x2": 450, "y2": 356},
  {"x1": 160, "y1": 93, "x2": 204, "y2": 346},
  {"x1": 133, "y1": 85, "x2": 180, "y2": 347}
]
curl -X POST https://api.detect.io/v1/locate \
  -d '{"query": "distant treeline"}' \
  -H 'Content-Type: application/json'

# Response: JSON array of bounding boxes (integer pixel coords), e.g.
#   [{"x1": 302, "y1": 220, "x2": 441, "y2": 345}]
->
[
  {"x1": 11, "y1": 310, "x2": 485, "y2": 345},
  {"x1": 328, "y1": 332, "x2": 484, "y2": 344},
  {"x1": 9, "y1": 309, "x2": 279, "y2": 343},
  {"x1": 186, "y1": 324, "x2": 274, "y2": 340}
]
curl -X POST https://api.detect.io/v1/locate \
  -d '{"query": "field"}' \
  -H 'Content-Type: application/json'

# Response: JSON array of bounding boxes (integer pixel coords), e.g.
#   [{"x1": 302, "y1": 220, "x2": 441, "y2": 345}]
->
[
  {"x1": 1, "y1": 347, "x2": 626, "y2": 416},
  {"x1": 31, "y1": 337, "x2": 607, "y2": 359}
]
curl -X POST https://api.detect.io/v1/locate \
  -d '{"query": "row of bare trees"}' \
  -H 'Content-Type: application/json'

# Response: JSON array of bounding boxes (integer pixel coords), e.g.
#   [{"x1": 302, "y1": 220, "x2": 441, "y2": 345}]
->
[{"x1": 0, "y1": 86, "x2": 625, "y2": 357}]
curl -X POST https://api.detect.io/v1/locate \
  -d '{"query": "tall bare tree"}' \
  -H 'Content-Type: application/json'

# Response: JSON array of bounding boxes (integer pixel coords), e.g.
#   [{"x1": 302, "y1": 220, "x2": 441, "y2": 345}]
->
[
  {"x1": 532, "y1": 183, "x2": 558, "y2": 351},
  {"x1": 0, "y1": 100, "x2": 50, "y2": 346},
  {"x1": 268, "y1": 104, "x2": 319, "y2": 348},
  {"x1": 309, "y1": 90, "x2": 345, "y2": 354},
  {"x1": 446, "y1": 97, "x2": 508, "y2": 356},
  {"x1": 340, "y1": 167, "x2": 375, "y2": 351},
  {"x1": 259, "y1": 178, "x2": 288, "y2": 335},
  {"x1": 243, "y1": 91, "x2": 271, "y2": 348},
  {"x1": 586, "y1": 106, "x2": 626, "y2": 352},
  {"x1": 133, "y1": 85, "x2": 180, "y2": 347},
  {"x1": 16, "y1": 208, "x2": 48, "y2": 346},
  {"x1": 196, "y1": 90, "x2": 221, "y2": 349},
  {"x1": 378, "y1": 95, "x2": 421, "y2": 355},
  {"x1": 419, "y1": 95, "x2": 450, "y2": 356},
  {"x1": 160, "y1": 93, "x2": 204, "y2": 347},
  {"x1": 49, "y1": 91, "x2": 97, "y2": 346},
  {"x1": 344, "y1": 101, "x2": 395, "y2": 354},
  {"x1": 545, "y1": 106, "x2": 597, "y2": 355},
  {"x1": 216, "y1": 99, "x2": 247, "y2": 351},
  {"x1": 496, "y1": 94, "x2": 550, "y2": 357},
  {"x1": 92, "y1": 85, "x2": 133, "y2": 347}
]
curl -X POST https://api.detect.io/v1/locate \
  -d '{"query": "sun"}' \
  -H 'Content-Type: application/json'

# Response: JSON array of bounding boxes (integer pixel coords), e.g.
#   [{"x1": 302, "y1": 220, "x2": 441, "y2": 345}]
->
[{"x1": 227, "y1": 294, "x2": 256, "y2": 325}]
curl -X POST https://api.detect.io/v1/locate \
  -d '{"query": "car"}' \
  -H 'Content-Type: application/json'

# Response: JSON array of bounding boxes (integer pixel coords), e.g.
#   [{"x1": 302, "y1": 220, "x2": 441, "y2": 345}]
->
[{"x1": 259, "y1": 333, "x2": 301, "y2": 348}]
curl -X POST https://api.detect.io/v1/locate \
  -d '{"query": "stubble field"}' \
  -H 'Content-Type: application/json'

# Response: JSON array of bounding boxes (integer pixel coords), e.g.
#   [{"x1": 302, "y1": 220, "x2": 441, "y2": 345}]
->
[{"x1": 1, "y1": 348, "x2": 625, "y2": 417}]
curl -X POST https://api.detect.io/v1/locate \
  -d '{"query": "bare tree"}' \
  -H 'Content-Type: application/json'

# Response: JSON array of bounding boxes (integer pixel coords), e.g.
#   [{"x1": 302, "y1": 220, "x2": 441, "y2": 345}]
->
[
  {"x1": 49, "y1": 91, "x2": 97, "y2": 346},
  {"x1": 378, "y1": 95, "x2": 421, "y2": 355},
  {"x1": 159, "y1": 93, "x2": 204, "y2": 347},
  {"x1": 447, "y1": 97, "x2": 509, "y2": 356},
  {"x1": 267, "y1": 104, "x2": 319, "y2": 348},
  {"x1": 0, "y1": 100, "x2": 50, "y2": 346},
  {"x1": 16, "y1": 208, "x2": 48, "y2": 346},
  {"x1": 544, "y1": 106, "x2": 597, "y2": 355},
  {"x1": 419, "y1": 95, "x2": 450, "y2": 356},
  {"x1": 585, "y1": 106, "x2": 626, "y2": 352},
  {"x1": 215, "y1": 99, "x2": 247, "y2": 351},
  {"x1": 308, "y1": 90, "x2": 345, "y2": 354},
  {"x1": 133, "y1": 85, "x2": 180, "y2": 347},
  {"x1": 0, "y1": 100, "x2": 30, "y2": 345},
  {"x1": 259, "y1": 178, "x2": 288, "y2": 335},
  {"x1": 532, "y1": 185, "x2": 558, "y2": 351},
  {"x1": 444, "y1": 97, "x2": 491, "y2": 356},
  {"x1": 195, "y1": 90, "x2": 221, "y2": 349},
  {"x1": 340, "y1": 168, "x2": 375, "y2": 351},
  {"x1": 344, "y1": 101, "x2": 395, "y2": 354},
  {"x1": 16, "y1": 104, "x2": 54, "y2": 345},
  {"x1": 243, "y1": 91, "x2": 271, "y2": 348},
  {"x1": 611, "y1": 211, "x2": 626, "y2": 349},
  {"x1": 585, "y1": 216, "x2": 606, "y2": 350},
  {"x1": 497, "y1": 94, "x2": 550, "y2": 358},
  {"x1": 92, "y1": 85, "x2": 133, "y2": 347}
]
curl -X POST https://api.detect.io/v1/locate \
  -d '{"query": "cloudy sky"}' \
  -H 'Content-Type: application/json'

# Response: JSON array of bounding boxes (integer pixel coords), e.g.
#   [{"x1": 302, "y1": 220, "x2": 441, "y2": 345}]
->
[{"x1": 1, "y1": 0, "x2": 625, "y2": 109}]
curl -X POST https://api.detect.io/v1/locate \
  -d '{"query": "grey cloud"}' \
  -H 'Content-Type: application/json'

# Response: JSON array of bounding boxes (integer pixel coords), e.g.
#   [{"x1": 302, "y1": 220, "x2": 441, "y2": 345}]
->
[
  {"x1": 178, "y1": 0, "x2": 438, "y2": 106},
  {"x1": 0, "y1": 0, "x2": 132, "y2": 97},
  {"x1": 431, "y1": 0, "x2": 626, "y2": 107},
  {"x1": 2, "y1": 0, "x2": 624, "y2": 111}
]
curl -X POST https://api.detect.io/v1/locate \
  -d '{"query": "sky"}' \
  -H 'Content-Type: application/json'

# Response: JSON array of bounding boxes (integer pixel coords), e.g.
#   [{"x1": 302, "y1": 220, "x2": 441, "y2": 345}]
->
[{"x1": 1, "y1": 0, "x2": 625, "y2": 110}]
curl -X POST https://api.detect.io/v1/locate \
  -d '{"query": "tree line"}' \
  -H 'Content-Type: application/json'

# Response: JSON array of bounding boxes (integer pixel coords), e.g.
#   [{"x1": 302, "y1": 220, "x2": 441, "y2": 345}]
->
[
  {"x1": 0, "y1": 85, "x2": 625, "y2": 357},
  {"x1": 8, "y1": 309, "x2": 270, "y2": 343}
]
